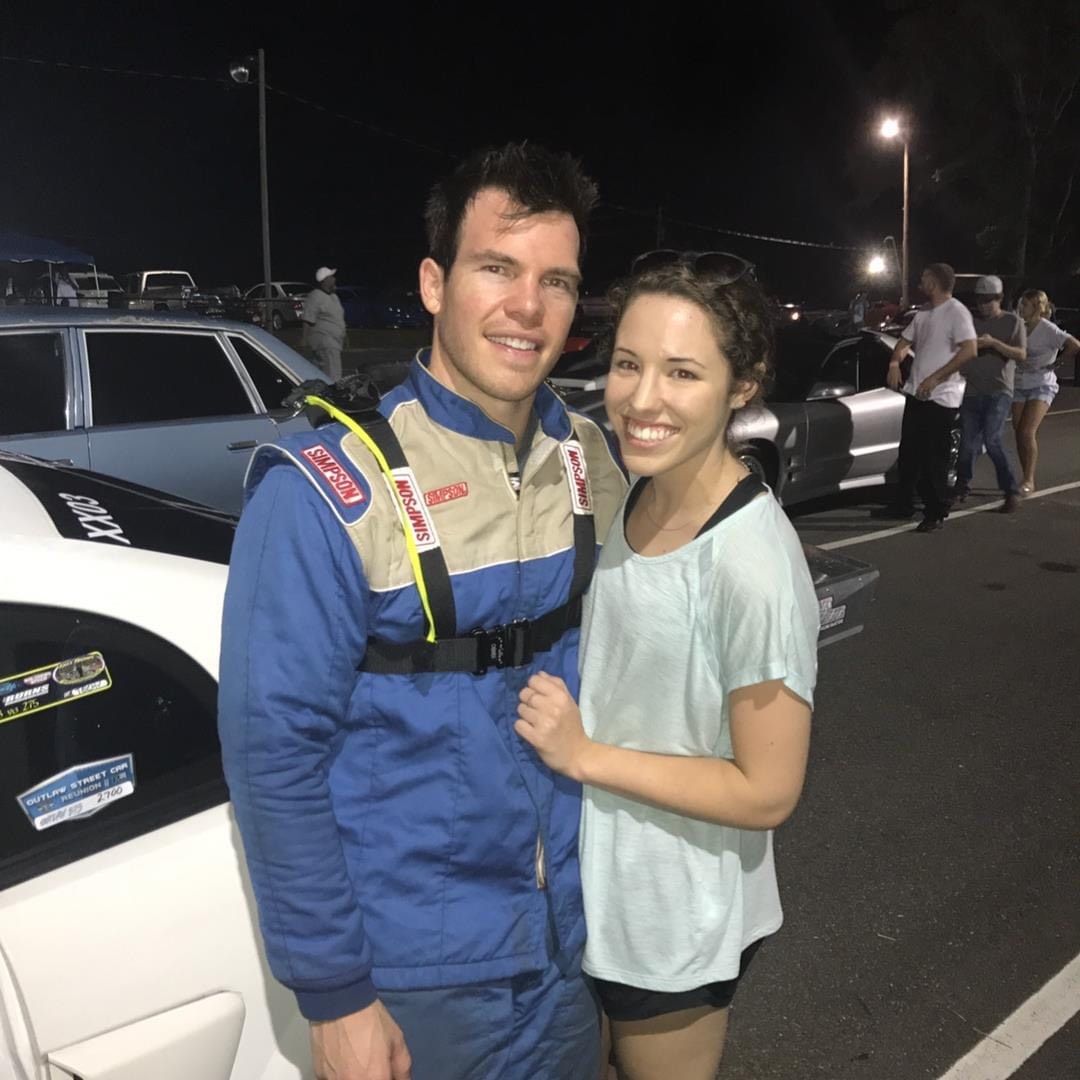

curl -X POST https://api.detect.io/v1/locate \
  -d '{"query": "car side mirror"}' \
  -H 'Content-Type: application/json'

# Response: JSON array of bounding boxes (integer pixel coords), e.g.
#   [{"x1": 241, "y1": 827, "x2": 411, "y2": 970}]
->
[{"x1": 807, "y1": 380, "x2": 857, "y2": 401}]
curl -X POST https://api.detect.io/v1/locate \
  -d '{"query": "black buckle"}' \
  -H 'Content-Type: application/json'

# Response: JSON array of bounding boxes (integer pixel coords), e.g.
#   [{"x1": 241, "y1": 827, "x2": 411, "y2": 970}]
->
[{"x1": 471, "y1": 619, "x2": 533, "y2": 675}]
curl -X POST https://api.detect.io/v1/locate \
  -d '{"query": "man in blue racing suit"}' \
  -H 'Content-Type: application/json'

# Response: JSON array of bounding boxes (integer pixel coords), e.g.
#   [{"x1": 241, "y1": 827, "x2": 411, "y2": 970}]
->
[{"x1": 218, "y1": 143, "x2": 627, "y2": 1079}]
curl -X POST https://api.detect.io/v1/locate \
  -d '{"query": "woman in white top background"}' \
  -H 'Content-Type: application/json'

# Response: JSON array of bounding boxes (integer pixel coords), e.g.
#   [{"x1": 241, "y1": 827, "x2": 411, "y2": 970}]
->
[
  {"x1": 515, "y1": 251, "x2": 819, "y2": 1080},
  {"x1": 1012, "y1": 289, "x2": 1079, "y2": 493}
]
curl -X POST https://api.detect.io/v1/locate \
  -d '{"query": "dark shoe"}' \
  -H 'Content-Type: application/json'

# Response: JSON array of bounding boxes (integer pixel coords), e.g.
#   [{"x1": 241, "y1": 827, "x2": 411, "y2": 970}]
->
[
  {"x1": 871, "y1": 505, "x2": 916, "y2": 520},
  {"x1": 1002, "y1": 492, "x2": 1022, "y2": 513},
  {"x1": 915, "y1": 517, "x2": 944, "y2": 533},
  {"x1": 949, "y1": 484, "x2": 970, "y2": 503}
]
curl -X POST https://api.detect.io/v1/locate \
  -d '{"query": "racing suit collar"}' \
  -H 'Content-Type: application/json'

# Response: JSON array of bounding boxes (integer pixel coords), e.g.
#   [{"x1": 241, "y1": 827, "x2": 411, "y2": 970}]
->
[{"x1": 401, "y1": 349, "x2": 573, "y2": 445}]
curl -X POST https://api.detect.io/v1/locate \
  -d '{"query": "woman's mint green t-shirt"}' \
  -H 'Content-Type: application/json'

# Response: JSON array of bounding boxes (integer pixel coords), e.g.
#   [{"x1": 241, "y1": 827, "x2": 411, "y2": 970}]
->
[{"x1": 579, "y1": 488, "x2": 819, "y2": 990}]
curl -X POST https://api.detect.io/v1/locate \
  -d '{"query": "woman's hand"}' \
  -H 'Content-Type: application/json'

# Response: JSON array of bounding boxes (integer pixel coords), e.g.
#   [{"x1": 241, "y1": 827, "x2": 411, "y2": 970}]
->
[{"x1": 515, "y1": 672, "x2": 593, "y2": 780}]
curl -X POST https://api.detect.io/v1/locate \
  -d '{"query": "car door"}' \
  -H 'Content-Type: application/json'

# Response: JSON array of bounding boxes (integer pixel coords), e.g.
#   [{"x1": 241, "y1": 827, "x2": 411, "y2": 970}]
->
[
  {"x1": 792, "y1": 339, "x2": 861, "y2": 496},
  {"x1": 80, "y1": 328, "x2": 277, "y2": 513},
  {"x1": 847, "y1": 334, "x2": 906, "y2": 482},
  {"x1": 0, "y1": 328, "x2": 91, "y2": 469},
  {"x1": 801, "y1": 337, "x2": 902, "y2": 494},
  {"x1": 0, "y1": 601, "x2": 307, "y2": 1079}
]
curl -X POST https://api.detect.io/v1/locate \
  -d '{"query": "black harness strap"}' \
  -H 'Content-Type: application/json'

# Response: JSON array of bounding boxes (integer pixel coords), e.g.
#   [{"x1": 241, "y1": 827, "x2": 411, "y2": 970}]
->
[{"x1": 361, "y1": 435, "x2": 597, "y2": 677}]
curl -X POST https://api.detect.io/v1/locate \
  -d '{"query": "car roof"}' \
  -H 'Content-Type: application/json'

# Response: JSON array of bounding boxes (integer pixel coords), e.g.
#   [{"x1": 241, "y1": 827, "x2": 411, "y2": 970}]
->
[{"x1": 0, "y1": 306, "x2": 258, "y2": 331}]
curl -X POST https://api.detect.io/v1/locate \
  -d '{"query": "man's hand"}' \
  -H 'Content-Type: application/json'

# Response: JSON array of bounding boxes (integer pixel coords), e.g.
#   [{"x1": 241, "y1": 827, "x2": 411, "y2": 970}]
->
[
  {"x1": 916, "y1": 372, "x2": 942, "y2": 400},
  {"x1": 515, "y1": 672, "x2": 593, "y2": 780},
  {"x1": 977, "y1": 333, "x2": 998, "y2": 352},
  {"x1": 311, "y1": 1001, "x2": 412, "y2": 1080},
  {"x1": 886, "y1": 361, "x2": 903, "y2": 391}
]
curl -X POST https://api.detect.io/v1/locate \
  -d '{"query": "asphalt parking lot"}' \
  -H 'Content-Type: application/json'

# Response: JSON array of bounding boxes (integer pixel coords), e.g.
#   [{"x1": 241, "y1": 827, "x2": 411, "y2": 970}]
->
[{"x1": 723, "y1": 390, "x2": 1080, "y2": 1078}]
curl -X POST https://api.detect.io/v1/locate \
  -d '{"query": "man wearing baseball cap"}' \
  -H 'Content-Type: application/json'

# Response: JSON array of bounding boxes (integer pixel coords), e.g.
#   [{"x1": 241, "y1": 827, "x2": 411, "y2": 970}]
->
[
  {"x1": 302, "y1": 266, "x2": 347, "y2": 381},
  {"x1": 953, "y1": 275, "x2": 1026, "y2": 510}
]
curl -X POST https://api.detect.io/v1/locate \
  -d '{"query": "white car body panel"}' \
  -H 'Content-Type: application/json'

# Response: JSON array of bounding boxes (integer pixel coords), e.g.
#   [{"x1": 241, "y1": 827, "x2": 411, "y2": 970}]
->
[
  {"x1": 48, "y1": 992, "x2": 244, "y2": 1080},
  {"x1": 0, "y1": 464, "x2": 309, "y2": 1080}
]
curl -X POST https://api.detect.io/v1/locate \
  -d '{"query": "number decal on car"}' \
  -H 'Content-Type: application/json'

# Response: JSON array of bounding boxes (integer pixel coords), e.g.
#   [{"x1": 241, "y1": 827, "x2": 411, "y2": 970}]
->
[
  {"x1": 0, "y1": 651, "x2": 113, "y2": 726},
  {"x1": 17, "y1": 753, "x2": 136, "y2": 832}
]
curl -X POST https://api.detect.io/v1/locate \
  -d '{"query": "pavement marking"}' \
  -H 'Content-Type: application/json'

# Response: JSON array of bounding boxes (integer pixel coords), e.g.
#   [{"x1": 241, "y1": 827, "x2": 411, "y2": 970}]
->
[
  {"x1": 936, "y1": 952, "x2": 1080, "y2": 1079},
  {"x1": 818, "y1": 480, "x2": 1080, "y2": 550},
  {"x1": 1045, "y1": 407, "x2": 1080, "y2": 417}
]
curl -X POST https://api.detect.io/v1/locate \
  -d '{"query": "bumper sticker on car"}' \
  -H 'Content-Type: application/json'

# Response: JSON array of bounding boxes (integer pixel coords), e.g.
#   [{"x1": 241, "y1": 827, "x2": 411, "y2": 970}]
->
[
  {"x1": 818, "y1": 595, "x2": 848, "y2": 631},
  {"x1": 17, "y1": 754, "x2": 135, "y2": 832},
  {"x1": 0, "y1": 651, "x2": 112, "y2": 726}
]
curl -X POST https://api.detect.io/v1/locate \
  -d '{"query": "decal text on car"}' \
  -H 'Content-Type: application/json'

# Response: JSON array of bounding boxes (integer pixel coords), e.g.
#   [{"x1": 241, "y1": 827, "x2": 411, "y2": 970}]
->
[{"x1": 59, "y1": 492, "x2": 131, "y2": 545}]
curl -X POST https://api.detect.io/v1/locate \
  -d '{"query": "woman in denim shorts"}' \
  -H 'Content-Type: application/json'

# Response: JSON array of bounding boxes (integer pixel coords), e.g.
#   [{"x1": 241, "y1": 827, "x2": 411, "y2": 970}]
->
[{"x1": 1012, "y1": 290, "x2": 1080, "y2": 492}]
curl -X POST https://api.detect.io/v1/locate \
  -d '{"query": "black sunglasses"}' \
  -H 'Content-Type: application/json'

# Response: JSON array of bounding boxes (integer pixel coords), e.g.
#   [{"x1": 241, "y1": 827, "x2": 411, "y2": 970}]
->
[{"x1": 630, "y1": 249, "x2": 756, "y2": 284}]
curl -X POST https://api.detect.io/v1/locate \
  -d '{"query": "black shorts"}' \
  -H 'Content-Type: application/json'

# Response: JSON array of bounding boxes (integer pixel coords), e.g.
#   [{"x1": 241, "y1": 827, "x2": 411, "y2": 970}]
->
[{"x1": 590, "y1": 937, "x2": 766, "y2": 1023}]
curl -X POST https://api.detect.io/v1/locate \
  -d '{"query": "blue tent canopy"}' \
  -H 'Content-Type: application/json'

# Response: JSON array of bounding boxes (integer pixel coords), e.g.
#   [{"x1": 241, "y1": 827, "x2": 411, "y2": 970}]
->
[{"x1": 0, "y1": 231, "x2": 95, "y2": 264}]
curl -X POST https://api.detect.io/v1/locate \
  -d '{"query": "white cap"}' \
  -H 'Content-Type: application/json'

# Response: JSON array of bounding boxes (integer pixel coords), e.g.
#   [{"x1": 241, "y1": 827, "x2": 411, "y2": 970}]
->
[
  {"x1": 974, "y1": 275, "x2": 1004, "y2": 296},
  {"x1": 315, "y1": 266, "x2": 337, "y2": 283}
]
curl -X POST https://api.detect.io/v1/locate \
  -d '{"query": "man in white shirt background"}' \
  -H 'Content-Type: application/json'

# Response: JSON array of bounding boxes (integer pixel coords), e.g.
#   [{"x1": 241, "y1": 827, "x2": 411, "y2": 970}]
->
[
  {"x1": 873, "y1": 263, "x2": 977, "y2": 533},
  {"x1": 302, "y1": 266, "x2": 347, "y2": 381}
]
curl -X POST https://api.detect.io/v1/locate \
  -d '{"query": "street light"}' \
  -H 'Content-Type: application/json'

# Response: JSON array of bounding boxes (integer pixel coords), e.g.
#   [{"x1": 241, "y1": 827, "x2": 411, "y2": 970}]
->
[
  {"x1": 867, "y1": 254, "x2": 887, "y2": 276},
  {"x1": 878, "y1": 116, "x2": 910, "y2": 309},
  {"x1": 230, "y1": 50, "x2": 272, "y2": 331}
]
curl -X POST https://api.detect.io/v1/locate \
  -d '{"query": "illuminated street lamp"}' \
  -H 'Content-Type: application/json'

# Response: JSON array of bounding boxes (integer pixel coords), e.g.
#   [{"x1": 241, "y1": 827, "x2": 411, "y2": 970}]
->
[
  {"x1": 867, "y1": 254, "x2": 887, "y2": 276},
  {"x1": 230, "y1": 50, "x2": 273, "y2": 330},
  {"x1": 878, "y1": 116, "x2": 910, "y2": 309}
]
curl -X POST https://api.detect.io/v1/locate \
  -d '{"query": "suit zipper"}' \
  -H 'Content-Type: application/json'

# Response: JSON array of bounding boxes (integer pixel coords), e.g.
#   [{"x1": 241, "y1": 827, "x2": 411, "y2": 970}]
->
[{"x1": 535, "y1": 832, "x2": 547, "y2": 889}]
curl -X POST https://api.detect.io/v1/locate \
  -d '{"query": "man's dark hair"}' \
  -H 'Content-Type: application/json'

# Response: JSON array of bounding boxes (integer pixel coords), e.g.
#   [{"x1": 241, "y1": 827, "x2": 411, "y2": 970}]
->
[
  {"x1": 924, "y1": 263, "x2": 956, "y2": 293},
  {"x1": 424, "y1": 142, "x2": 598, "y2": 271}
]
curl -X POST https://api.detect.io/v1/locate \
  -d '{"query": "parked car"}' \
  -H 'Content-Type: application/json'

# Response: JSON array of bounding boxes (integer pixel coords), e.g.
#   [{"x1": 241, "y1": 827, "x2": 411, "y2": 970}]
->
[
  {"x1": 32, "y1": 270, "x2": 126, "y2": 308},
  {"x1": 207, "y1": 284, "x2": 259, "y2": 324},
  {"x1": 336, "y1": 285, "x2": 430, "y2": 330},
  {"x1": 0, "y1": 449, "x2": 876, "y2": 1080},
  {"x1": 0, "y1": 308, "x2": 324, "y2": 514},
  {"x1": 242, "y1": 281, "x2": 310, "y2": 331},
  {"x1": 550, "y1": 318, "x2": 960, "y2": 506}
]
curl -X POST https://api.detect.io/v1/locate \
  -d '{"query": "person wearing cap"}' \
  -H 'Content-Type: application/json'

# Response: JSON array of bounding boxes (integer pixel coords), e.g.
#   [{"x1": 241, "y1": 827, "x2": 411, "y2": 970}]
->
[
  {"x1": 874, "y1": 263, "x2": 976, "y2": 532},
  {"x1": 949, "y1": 275, "x2": 1025, "y2": 510},
  {"x1": 302, "y1": 266, "x2": 347, "y2": 381}
]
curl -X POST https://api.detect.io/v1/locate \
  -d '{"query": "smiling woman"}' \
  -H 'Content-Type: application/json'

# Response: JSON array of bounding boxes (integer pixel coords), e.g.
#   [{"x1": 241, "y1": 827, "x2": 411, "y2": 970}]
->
[{"x1": 514, "y1": 251, "x2": 820, "y2": 1080}]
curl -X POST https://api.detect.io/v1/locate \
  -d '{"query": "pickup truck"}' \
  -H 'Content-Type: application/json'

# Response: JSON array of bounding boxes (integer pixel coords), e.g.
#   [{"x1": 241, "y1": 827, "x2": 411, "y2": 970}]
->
[{"x1": 122, "y1": 271, "x2": 223, "y2": 316}]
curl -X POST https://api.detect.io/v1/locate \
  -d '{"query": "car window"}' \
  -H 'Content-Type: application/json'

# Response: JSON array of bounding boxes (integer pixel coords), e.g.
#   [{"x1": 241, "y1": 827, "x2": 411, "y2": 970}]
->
[
  {"x1": 0, "y1": 603, "x2": 225, "y2": 890},
  {"x1": 228, "y1": 335, "x2": 300, "y2": 412},
  {"x1": 145, "y1": 274, "x2": 193, "y2": 290},
  {"x1": 0, "y1": 332, "x2": 68, "y2": 436},
  {"x1": 858, "y1": 337, "x2": 896, "y2": 391},
  {"x1": 819, "y1": 342, "x2": 859, "y2": 388},
  {"x1": 85, "y1": 331, "x2": 254, "y2": 425},
  {"x1": 281, "y1": 283, "x2": 310, "y2": 297},
  {"x1": 244, "y1": 286, "x2": 261, "y2": 300}
]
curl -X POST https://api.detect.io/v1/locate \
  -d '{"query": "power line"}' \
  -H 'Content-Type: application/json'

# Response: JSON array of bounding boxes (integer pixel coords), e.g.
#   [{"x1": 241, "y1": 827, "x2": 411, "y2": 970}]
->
[
  {"x1": 0, "y1": 52, "x2": 445, "y2": 156},
  {"x1": 0, "y1": 52, "x2": 228, "y2": 84},
  {"x1": 604, "y1": 202, "x2": 866, "y2": 252},
  {"x1": 266, "y1": 86, "x2": 447, "y2": 157}
]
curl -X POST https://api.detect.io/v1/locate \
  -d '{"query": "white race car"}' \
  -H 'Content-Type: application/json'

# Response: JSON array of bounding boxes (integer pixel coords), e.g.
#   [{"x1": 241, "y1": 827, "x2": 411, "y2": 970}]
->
[{"x1": 0, "y1": 452, "x2": 308, "y2": 1080}]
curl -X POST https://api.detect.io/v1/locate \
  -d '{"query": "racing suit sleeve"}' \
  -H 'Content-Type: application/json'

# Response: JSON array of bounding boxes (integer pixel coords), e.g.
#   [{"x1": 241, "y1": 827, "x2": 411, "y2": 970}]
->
[{"x1": 218, "y1": 464, "x2": 375, "y2": 1021}]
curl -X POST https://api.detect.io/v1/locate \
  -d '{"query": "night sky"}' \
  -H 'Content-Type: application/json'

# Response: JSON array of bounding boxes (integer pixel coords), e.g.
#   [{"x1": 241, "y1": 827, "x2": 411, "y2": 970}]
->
[{"x1": 3, "y1": 2, "x2": 956, "y2": 307}]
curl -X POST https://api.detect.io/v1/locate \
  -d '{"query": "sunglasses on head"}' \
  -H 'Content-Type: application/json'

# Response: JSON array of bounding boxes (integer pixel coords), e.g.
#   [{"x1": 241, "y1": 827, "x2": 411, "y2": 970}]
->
[{"x1": 630, "y1": 249, "x2": 756, "y2": 284}]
